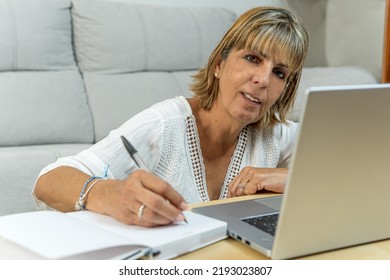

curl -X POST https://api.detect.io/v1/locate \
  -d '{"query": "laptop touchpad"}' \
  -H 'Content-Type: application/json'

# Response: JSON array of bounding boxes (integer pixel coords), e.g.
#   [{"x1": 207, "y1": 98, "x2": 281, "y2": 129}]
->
[{"x1": 254, "y1": 196, "x2": 282, "y2": 211}]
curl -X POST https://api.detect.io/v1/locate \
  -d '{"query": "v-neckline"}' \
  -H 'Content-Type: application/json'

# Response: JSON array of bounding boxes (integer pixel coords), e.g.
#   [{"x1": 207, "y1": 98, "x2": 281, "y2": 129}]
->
[{"x1": 185, "y1": 115, "x2": 248, "y2": 201}]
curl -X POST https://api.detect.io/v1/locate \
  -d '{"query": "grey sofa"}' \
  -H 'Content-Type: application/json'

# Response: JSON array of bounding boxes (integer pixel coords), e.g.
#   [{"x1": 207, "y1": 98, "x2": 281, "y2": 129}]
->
[{"x1": 0, "y1": 0, "x2": 385, "y2": 216}]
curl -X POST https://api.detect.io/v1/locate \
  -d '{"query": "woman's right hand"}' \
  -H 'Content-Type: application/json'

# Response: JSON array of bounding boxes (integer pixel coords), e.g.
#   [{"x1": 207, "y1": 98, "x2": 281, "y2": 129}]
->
[{"x1": 88, "y1": 170, "x2": 188, "y2": 227}]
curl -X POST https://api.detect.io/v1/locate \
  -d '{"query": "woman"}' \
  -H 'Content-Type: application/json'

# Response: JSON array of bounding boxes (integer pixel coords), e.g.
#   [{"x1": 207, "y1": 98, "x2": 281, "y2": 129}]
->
[{"x1": 34, "y1": 7, "x2": 308, "y2": 227}]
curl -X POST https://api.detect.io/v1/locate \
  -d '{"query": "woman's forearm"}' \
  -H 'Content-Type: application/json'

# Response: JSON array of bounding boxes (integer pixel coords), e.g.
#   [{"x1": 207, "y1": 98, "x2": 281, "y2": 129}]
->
[{"x1": 34, "y1": 166, "x2": 91, "y2": 212}]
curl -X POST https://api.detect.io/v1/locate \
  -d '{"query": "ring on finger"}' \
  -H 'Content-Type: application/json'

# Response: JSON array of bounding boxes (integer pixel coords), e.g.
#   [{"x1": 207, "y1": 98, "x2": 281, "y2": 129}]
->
[
  {"x1": 137, "y1": 203, "x2": 146, "y2": 221},
  {"x1": 238, "y1": 183, "x2": 246, "y2": 190}
]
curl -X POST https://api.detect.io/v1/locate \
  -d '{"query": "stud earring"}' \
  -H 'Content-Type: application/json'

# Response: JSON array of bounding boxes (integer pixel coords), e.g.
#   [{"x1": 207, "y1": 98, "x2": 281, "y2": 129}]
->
[{"x1": 214, "y1": 72, "x2": 219, "y2": 78}]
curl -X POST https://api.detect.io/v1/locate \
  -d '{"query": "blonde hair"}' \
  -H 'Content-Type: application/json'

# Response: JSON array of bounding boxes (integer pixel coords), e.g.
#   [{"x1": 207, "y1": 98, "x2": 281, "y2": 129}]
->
[{"x1": 190, "y1": 7, "x2": 309, "y2": 127}]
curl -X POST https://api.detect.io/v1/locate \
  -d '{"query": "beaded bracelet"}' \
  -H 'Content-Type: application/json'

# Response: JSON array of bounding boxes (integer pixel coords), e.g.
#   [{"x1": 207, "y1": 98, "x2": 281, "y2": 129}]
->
[
  {"x1": 75, "y1": 177, "x2": 98, "y2": 211},
  {"x1": 74, "y1": 178, "x2": 104, "y2": 211},
  {"x1": 75, "y1": 165, "x2": 110, "y2": 211}
]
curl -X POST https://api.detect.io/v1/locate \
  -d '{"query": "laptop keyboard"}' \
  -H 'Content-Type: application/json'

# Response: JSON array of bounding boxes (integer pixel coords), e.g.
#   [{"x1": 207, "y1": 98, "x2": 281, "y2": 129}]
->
[{"x1": 241, "y1": 213, "x2": 279, "y2": 236}]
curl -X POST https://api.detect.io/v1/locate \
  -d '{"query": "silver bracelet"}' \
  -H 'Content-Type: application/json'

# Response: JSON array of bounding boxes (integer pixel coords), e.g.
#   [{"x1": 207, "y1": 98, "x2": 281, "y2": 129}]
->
[{"x1": 75, "y1": 178, "x2": 104, "y2": 211}]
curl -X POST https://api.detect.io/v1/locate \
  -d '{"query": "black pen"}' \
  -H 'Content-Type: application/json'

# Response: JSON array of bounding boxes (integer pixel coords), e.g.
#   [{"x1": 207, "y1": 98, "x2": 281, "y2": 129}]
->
[
  {"x1": 120, "y1": 135, "x2": 188, "y2": 223},
  {"x1": 120, "y1": 135, "x2": 149, "y2": 170}
]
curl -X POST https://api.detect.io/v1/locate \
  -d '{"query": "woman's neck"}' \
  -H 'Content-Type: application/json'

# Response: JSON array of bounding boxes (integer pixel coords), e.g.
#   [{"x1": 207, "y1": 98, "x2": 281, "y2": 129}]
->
[{"x1": 188, "y1": 98, "x2": 244, "y2": 157}]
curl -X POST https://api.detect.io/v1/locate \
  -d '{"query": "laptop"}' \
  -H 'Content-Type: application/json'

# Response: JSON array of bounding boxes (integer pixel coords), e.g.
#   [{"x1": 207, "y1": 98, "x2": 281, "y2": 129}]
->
[{"x1": 193, "y1": 84, "x2": 390, "y2": 259}]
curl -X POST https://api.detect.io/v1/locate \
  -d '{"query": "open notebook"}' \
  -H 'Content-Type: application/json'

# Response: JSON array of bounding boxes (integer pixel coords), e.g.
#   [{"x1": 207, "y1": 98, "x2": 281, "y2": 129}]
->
[{"x1": 0, "y1": 210, "x2": 227, "y2": 260}]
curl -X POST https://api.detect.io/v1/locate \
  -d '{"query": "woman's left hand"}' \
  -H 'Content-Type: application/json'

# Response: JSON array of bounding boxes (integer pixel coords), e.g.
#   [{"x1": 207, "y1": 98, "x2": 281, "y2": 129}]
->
[{"x1": 228, "y1": 167, "x2": 288, "y2": 197}]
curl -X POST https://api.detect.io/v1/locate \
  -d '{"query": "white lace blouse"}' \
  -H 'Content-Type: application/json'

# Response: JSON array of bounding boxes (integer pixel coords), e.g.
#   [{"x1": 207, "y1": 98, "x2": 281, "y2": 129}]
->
[{"x1": 33, "y1": 96, "x2": 298, "y2": 208}]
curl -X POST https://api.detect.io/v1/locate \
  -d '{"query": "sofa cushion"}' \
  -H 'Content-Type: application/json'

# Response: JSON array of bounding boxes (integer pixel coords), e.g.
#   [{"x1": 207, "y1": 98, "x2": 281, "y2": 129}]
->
[
  {"x1": 288, "y1": 67, "x2": 378, "y2": 121},
  {"x1": 0, "y1": 144, "x2": 91, "y2": 216},
  {"x1": 72, "y1": 0, "x2": 238, "y2": 141},
  {"x1": 0, "y1": 0, "x2": 76, "y2": 71},
  {"x1": 0, "y1": 71, "x2": 94, "y2": 146},
  {"x1": 72, "y1": 0, "x2": 236, "y2": 73},
  {"x1": 84, "y1": 71, "x2": 194, "y2": 141},
  {"x1": 112, "y1": 0, "x2": 287, "y2": 17}
]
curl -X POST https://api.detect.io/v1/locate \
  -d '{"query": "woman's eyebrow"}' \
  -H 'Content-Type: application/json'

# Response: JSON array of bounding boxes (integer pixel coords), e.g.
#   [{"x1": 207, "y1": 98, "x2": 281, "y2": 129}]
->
[
  {"x1": 277, "y1": 62, "x2": 291, "y2": 70},
  {"x1": 248, "y1": 48, "x2": 292, "y2": 70},
  {"x1": 255, "y1": 50, "x2": 291, "y2": 70},
  {"x1": 252, "y1": 49, "x2": 268, "y2": 58}
]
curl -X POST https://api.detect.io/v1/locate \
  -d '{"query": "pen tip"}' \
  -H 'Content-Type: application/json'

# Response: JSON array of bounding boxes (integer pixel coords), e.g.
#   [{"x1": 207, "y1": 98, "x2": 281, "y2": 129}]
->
[{"x1": 120, "y1": 135, "x2": 137, "y2": 154}]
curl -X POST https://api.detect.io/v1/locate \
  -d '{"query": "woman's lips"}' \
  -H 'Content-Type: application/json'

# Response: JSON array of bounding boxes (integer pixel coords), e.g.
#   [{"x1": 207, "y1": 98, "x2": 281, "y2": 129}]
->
[{"x1": 241, "y1": 92, "x2": 261, "y2": 104}]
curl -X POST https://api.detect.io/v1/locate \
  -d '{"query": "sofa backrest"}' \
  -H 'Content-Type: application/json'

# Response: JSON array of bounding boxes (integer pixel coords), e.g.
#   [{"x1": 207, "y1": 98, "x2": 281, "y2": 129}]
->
[
  {"x1": 112, "y1": 0, "x2": 287, "y2": 18},
  {"x1": 0, "y1": 0, "x2": 290, "y2": 146},
  {"x1": 1, "y1": 0, "x2": 384, "y2": 146},
  {"x1": 0, "y1": 0, "x2": 94, "y2": 146},
  {"x1": 72, "y1": 0, "x2": 238, "y2": 141},
  {"x1": 72, "y1": 0, "x2": 288, "y2": 141}
]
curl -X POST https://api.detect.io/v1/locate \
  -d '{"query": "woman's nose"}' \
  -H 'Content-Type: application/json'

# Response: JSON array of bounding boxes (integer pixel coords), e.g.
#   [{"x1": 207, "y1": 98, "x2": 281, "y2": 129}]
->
[{"x1": 251, "y1": 63, "x2": 273, "y2": 87}]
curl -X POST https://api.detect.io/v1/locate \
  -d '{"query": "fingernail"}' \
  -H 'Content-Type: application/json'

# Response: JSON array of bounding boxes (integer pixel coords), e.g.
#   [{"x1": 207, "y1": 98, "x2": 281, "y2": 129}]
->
[
  {"x1": 179, "y1": 202, "x2": 188, "y2": 211},
  {"x1": 176, "y1": 213, "x2": 185, "y2": 222}
]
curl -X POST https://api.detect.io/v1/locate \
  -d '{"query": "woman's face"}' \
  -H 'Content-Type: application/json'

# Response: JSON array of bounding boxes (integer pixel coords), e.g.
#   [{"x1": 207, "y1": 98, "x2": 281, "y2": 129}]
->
[{"x1": 215, "y1": 48, "x2": 291, "y2": 127}]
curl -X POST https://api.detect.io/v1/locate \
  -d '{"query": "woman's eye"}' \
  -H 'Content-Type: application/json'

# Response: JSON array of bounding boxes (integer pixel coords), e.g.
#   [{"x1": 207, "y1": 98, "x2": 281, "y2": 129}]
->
[
  {"x1": 245, "y1": 55, "x2": 259, "y2": 63},
  {"x1": 274, "y1": 69, "x2": 287, "y2": 80}
]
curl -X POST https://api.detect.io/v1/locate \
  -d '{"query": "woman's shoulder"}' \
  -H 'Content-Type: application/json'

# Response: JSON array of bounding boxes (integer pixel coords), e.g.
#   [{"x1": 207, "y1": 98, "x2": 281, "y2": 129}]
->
[
  {"x1": 114, "y1": 96, "x2": 191, "y2": 138},
  {"x1": 148, "y1": 96, "x2": 192, "y2": 119},
  {"x1": 251, "y1": 120, "x2": 298, "y2": 136},
  {"x1": 277, "y1": 120, "x2": 299, "y2": 136},
  {"x1": 272, "y1": 121, "x2": 298, "y2": 143},
  {"x1": 249, "y1": 120, "x2": 299, "y2": 145}
]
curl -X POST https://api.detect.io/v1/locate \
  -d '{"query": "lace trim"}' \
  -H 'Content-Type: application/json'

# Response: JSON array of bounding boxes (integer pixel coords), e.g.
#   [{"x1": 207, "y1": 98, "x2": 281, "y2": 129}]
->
[
  {"x1": 219, "y1": 126, "x2": 248, "y2": 199},
  {"x1": 186, "y1": 116, "x2": 208, "y2": 201},
  {"x1": 186, "y1": 116, "x2": 248, "y2": 201}
]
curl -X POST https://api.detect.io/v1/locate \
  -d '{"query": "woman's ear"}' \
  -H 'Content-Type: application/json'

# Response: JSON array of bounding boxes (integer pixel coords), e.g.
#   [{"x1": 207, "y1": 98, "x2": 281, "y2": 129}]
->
[{"x1": 214, "y1": 60, "x2": 222, "y2": 78}]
